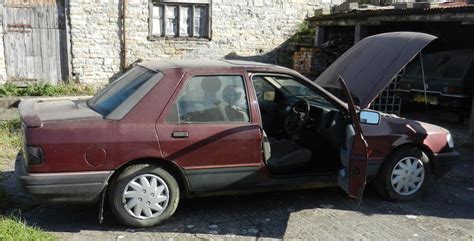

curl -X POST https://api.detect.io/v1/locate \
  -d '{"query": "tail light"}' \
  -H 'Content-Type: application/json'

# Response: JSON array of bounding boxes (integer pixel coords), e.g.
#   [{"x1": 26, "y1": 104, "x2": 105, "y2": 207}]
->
[
  {"x1": 26, "y1": 146, "x2": 44, "y2": 166},
  {"x1": 443, "y1": 87, "x2": 462, "y2": 95}
]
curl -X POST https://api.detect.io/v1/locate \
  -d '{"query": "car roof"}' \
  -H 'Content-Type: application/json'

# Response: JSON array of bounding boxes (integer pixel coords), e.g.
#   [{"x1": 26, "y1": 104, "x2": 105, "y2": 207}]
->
[
  {"x1": 424, "y1": 49, "x2": 474, "y2": 58},
  {"x1": 138, "y1": 59, "x2": 289, "y2": 72}
]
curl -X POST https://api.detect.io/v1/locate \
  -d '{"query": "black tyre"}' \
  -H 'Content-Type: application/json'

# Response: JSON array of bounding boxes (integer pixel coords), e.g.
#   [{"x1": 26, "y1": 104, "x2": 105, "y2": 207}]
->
[
  {"x1": 109, "y1": 164, "x2": 180, "y2": 227},
  {"x1": 374, "y1": 146, "x2": 431, "y2": 201}
]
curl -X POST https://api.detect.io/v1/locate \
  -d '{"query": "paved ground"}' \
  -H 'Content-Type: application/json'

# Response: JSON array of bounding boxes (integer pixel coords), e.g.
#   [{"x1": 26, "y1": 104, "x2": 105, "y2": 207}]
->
[{"x1": 1, "y1": 152, "x2": 474, "y2": 240}]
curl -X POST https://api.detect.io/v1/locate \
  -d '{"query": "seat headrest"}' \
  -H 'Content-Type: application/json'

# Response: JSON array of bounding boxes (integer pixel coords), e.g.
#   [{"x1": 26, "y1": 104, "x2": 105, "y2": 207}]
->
[{"x1": 201, "y1": 76, "x2": 222, "y2": 93}]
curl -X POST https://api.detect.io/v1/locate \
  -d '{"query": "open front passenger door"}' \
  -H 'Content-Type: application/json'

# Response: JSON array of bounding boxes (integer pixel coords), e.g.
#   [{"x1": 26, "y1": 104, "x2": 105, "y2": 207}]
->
[{"x1": 337, "y1": 77, "x2": 369, "y2": 202}]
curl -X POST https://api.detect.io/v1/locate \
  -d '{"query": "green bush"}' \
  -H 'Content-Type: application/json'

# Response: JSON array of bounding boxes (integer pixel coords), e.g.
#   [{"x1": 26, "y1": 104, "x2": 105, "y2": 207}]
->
[
  {"x1": 0, "y1": 83, "x2": 20, "y2": 96},
  {"x1": 288, "y1": 21, "x2": 316, "y2": 46},
  {"x1": 0, "y1": 82, "x2": 95, "y2": 97}
]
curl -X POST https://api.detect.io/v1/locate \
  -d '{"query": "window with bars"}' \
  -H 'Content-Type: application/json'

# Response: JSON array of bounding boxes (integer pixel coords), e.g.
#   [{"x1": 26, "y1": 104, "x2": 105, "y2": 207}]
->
[{"x1": 150, "y1": 0, "x2": 210, "y2": 39}]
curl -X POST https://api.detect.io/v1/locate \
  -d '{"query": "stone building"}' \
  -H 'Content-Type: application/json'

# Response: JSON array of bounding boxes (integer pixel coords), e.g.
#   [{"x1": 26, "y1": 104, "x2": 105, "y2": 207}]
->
[{"x1": 0, "y1": 0, "x2": 323, "y2": 85}]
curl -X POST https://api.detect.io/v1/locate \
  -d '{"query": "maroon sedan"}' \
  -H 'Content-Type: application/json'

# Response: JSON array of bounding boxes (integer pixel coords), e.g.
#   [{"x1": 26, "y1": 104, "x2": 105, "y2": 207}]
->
[{"x1": 16, "y1": 32, "x2": 459, "y2": 227}]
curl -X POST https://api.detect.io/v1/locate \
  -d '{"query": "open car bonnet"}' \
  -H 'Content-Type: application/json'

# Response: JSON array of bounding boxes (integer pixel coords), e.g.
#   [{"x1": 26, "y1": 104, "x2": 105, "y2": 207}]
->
[{"x1": 315, "y1": 32, "x2": 437, "y2": 109}]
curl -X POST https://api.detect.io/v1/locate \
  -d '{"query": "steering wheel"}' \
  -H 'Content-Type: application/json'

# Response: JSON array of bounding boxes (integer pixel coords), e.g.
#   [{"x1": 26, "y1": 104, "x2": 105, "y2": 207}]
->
[{"x1": 284, "y1": 99, "x2": 311, "y2": 135}]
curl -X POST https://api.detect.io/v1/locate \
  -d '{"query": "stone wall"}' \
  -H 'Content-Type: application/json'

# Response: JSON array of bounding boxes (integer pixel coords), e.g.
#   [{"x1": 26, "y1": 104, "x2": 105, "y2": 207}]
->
[
  {"x1": 69, "y1": 0, "x2": 123, "y2": 85},
  {"x1": 69, "y1": 0, "x2": 323, "y2": 85}
]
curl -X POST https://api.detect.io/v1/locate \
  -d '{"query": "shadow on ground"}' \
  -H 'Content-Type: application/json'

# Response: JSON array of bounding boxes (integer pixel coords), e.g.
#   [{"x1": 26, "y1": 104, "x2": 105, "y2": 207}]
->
[{"x1": 2, "y1": 159, "x2": 473, "y2": 239}]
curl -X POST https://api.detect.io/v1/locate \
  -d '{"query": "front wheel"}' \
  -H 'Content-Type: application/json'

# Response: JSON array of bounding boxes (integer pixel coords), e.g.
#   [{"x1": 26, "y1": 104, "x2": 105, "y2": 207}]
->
[
  {"x1": 109, "y1": 164, "x2": 180, "y2": 227},
  {"x1": 375, "y1": 146, "x2": 431, "y2": 201}
]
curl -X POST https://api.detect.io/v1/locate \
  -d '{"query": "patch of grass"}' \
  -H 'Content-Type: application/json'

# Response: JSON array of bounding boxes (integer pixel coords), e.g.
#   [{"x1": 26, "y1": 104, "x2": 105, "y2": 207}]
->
[
  {"x1": 0, "y1": 82, "x2": 95, "y2": 97},
  {"x1": 0, "y1": 118, "x2": 21, "y2": 163},
  {"x1": 0, "y1": 216, "x2": 55, "y2": 240},
  {"x1": 0, "y1": 118, "x2": 21, "y2": 207}
]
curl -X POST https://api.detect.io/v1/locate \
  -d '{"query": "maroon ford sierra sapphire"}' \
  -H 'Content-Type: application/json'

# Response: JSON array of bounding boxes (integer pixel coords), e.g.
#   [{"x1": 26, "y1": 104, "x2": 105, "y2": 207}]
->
[{"x1": 16, "y1": 32, "x2": 460, "y2": 227}]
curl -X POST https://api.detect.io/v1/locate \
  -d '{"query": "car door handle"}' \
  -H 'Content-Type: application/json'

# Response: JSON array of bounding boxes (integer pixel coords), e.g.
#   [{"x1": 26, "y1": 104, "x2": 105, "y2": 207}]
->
[{"x1": 171, "y1": 131, "x2": 189, "y2": 138}]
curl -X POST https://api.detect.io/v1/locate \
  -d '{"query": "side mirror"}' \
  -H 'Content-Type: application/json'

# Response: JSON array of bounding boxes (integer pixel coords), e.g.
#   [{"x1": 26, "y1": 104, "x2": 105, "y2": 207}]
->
[{"x1": 359, "y1": 110, "x2": 380, "y2": 125}]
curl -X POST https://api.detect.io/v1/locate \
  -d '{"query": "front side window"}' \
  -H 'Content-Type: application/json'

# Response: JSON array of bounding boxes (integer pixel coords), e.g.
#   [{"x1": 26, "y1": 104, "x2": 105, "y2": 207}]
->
[
  {"x1": 253, "y1": 76, "x2": 277, "y2": 102},
  {"x1": 254, "y1": 75, "x2": 321, "y2": 99},
  {"x1": 252, "y1": 74, "x2": 336, "y2": 110},
  {"x1": 167, "y1": 75, "x2": 250, "y2": 123},
  {"x1": 150, "y1": 0, "x2": 210, "y2": 39}
]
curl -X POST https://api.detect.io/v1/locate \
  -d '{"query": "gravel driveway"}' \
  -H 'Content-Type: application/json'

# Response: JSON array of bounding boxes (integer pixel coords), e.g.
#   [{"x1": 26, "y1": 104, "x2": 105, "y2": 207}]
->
[{"x1": 2, "y1": 154, "x2": 473, "y2": 240}]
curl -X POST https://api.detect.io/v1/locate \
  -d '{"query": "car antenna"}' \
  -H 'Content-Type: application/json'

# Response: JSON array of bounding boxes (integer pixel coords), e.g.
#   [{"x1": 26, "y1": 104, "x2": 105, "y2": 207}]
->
[{"x1": 420, "y1": 52, "x2": 428, "y2": 112}]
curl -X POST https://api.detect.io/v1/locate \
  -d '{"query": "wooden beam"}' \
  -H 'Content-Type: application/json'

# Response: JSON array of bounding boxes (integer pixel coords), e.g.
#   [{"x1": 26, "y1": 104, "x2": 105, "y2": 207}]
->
[
  {"x1": 309, "y1": 12, "x2": 474, "y2": 27},
  {"x1": 354, "y1": 24, "x2": 367, "y2": 44},
  {"x1": 314, "y1": 26, "x2": 325, "y2": 47},
  {"x1": 470, "y1": 97, "x2": 474, "y2": 137}
]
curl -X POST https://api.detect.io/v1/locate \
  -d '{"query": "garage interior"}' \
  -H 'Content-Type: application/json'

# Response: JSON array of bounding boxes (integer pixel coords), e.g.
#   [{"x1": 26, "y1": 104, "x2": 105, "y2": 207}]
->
[{"x1": 303, "y1": 5, "x2": 474, "y2": 135}]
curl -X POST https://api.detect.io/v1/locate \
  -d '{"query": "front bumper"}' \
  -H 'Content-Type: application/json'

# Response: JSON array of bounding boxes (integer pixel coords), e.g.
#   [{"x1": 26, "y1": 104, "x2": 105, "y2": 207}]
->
[
  {"x1": 434, "y1": 150, "x2": 461, "y2": 177},
  {"x1": 15, "y1": 155, "x2": 113, "y2": 203}
]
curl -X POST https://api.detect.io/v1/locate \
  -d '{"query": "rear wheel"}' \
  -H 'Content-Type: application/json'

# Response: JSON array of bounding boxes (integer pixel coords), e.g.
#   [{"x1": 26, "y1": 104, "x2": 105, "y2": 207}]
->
[
  {"x1": 375, "y1": 146, "x2": 431, "y2": 201},
  {"x1": 109, "y1": 164, "x2": 180, "y2": 227}
]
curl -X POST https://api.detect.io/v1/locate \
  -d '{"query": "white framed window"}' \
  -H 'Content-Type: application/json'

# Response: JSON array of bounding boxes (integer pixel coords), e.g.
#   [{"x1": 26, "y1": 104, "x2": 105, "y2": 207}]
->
[{"x1": 150, "y1": 0, "x2": 211, "y2": 39}]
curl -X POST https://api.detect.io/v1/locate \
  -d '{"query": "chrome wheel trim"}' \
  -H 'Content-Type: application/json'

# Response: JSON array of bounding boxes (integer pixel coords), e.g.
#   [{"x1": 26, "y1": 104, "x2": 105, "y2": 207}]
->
[
  {"x1": 391, "y1": 157, "x2": 425, "y2": 196},
  {"x1": 122, "y1": 174, "x2": 170, "y2": 220}
]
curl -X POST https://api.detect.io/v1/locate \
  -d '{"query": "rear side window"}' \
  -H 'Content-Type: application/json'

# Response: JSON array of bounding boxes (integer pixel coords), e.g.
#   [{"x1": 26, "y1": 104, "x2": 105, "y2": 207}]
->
[
  {"x1": 88, "y1": 66, "x2": 159, "y2": 118},
  {"x1": 166, "y1": 75, "x2": 250, "y2": 123}
]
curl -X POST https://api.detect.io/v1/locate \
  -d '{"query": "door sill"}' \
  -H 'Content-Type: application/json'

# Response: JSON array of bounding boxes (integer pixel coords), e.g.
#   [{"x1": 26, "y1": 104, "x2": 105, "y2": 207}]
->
[{"x1": 269, "y1": 170, "x2": 336, "y2": 179}]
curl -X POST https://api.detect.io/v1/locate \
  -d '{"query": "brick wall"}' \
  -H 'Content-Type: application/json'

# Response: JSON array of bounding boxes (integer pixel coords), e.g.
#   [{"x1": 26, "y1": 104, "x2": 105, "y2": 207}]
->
[
  {"x1": 292, "y1": 27, "x2": 354, "y2": 79},
  {"x1": 292, "y1": 47, "x2": 328, "y2": 80}
]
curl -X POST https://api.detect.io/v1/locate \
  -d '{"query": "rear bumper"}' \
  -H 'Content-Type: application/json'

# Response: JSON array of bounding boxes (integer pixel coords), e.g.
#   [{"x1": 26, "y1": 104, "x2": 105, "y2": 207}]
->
[
  {"x1": 15, "y1": 155, "x2": 113, "y2": 203},
  {"x1": 397, "y1": 90, "x2": 469, "y2": 108},
  {"x1": 434, "y1": 150, "x2": 460, "y2": 177}
]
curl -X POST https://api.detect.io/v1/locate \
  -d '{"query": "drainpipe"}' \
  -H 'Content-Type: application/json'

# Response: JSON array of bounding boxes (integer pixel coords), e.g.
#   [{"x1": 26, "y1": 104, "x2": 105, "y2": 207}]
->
[{"x1": 121, "y1": 0, "x2": 127, "y2": 71}]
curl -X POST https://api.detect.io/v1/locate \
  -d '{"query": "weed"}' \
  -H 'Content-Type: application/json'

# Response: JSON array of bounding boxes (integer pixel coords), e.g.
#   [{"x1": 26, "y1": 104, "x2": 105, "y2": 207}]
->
[{"x1": 0, "y1": 82, "x2": 95, "y2": 97}]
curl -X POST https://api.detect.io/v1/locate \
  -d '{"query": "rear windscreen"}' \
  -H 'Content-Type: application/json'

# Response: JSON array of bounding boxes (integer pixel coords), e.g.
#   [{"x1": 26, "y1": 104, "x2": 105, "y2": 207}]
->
[
  {"x1": 406, "y1": 54, "x2": 472, "y2": 79},
  {"x1": 88, "y1": 66, "x2": 159, "y2": 117}
]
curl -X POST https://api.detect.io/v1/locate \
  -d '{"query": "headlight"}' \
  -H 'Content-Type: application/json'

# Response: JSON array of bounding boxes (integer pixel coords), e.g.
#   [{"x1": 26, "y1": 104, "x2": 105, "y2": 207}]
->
[{"x1": 446, "y1": 133, "x2": 454, "y2": 149}]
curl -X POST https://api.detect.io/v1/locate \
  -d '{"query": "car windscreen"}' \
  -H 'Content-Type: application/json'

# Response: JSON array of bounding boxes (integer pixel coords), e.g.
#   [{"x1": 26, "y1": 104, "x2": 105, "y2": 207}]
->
[
  {"x1": 88, "y1": 66, "x2": 158, "y2": 117},
  {"x1": 406, "y1": 54, "x2": 472, "y2": 79}
]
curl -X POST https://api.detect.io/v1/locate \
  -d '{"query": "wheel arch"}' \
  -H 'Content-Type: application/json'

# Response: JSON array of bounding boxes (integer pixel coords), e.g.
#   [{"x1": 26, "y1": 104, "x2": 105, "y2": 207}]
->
[
  {"x1": 372, "y1": 142, "x2": 435, "y2": 201},
  {"x1": 386, "y1": 142, "x2": 437, "y2": 174},
  {"x1": 106, "y1": 157, "x2": 190, "y2": 197}
]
